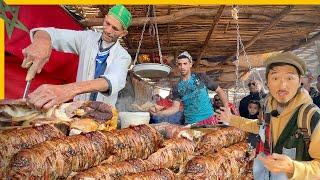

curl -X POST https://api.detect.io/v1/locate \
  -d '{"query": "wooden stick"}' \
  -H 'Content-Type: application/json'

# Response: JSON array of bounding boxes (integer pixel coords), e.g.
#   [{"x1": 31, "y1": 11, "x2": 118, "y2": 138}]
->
[{"x1": 195, "y1": 5, "x2": 225, "y2": 67}]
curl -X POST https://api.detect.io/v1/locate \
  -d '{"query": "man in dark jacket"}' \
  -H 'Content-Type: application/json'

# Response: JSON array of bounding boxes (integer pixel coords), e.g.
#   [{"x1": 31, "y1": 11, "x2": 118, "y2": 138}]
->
[{"x1": 239, "y1": 79, "x2": 266, "y2": 118}]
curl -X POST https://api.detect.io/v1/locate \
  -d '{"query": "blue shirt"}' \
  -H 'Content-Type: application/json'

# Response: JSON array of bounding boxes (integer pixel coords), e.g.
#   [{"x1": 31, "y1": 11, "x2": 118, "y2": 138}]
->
[{"x1": 172, "y1": 73, "x2": 217, "y2": 124}]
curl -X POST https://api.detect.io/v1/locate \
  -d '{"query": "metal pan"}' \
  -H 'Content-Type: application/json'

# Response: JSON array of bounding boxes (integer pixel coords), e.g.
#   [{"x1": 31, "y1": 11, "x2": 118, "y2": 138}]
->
[{"x1": 132, "y1": 63, "x2": 171, "y2": 78}]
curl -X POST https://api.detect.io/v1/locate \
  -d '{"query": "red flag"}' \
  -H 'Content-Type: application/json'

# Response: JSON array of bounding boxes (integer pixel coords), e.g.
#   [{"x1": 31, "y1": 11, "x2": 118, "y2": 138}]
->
[{"x1": 4, "y1": 5, "x2": 83, "y2": 98}]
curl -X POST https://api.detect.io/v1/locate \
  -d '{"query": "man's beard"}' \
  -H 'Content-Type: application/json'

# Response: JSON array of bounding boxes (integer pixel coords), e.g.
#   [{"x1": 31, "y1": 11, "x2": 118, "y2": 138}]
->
[
  {"x1": 104, "y1": 33, "x2": 119, "y2": 43},
  {"x1": 277, "y1": 101, "x2": 290, "y2": 108}
]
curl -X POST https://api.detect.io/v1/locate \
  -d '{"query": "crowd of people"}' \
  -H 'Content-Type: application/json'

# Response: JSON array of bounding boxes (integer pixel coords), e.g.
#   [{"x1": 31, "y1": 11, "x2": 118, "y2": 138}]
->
[{"x1": 148, "y1": 51, "x2": 320, "y2": 179}]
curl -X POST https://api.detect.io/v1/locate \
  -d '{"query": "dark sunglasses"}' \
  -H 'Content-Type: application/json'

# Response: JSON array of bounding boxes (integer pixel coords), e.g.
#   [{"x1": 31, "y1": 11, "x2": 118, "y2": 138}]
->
[
  {"x1": 214, "y1": 98, "x2": 221, "y2": 101},
  {"x1": 248, "y1": 82, "x2": 256, "y2": 87}
]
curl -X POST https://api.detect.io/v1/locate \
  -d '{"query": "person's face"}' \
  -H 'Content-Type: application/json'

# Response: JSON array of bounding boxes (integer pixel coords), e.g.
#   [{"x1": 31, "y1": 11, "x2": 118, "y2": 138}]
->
[
  {"x1": 248, "y1": 103, "x2": 259, "y2": 115},
  {"x1": 248, "y1": 80, "x2": 260, "y2": 93},
  {"x1": 213, "y1": 96, "x2": 223, "y2": 108},
  {"x1": 267, "y1": 65, "x2": 301, "y2": 104},
  {"x1": 102, "y1": 15, "x2": 128, "y2": 43},
  {"x1": 177, "y1": 58, "x2": 192, "y2": 76}
]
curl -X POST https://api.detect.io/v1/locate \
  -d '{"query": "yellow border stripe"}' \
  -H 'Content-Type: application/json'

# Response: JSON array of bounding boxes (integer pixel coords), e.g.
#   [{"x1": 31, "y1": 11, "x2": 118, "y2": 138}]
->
[
  {"x1": 0, "y1": 19, "x2": 3, "y2": 99},
  {"x1": 4, "y1": 0, "x2": 320, "y2": 5}
]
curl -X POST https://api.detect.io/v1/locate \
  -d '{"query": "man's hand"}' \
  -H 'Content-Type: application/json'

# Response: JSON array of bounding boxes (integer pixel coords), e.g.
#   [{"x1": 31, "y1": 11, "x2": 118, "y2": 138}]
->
[
  {"x1": 149, "y1": 105, "x2": 165, "y2": 115},
  {"x1": 216, "y1": 106, "x2": 232, "y2": 123},
  {"x1": 258, "y1": 153, "x2": 294, "y2": 174},
  {"x1": 149, "y1": 106, "x2": 158, "y2": 114},
  {"x1": 21, "y1": 31, "x2": 52, "y2": 81},
  {"x1": 27, "y1": 84, "x2": 77, "y2": 110}
]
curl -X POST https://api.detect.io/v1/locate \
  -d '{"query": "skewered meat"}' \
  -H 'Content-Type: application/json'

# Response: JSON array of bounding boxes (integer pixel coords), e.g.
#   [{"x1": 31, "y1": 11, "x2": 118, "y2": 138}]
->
[
  {"x1": 72, "y1": 138, "x2": 192, "y2": 179},
  {"x1": 182, "y1": 142, "x2": 255, "y2": 179},
  {"x1": 8, "y1": 124, "x2": 163, "y2": 179},
  {"x1": 71, "y1": 159, "x2": 149, "y2": 180},
  {"x1": 8, "y1": 131, "x2": 109, "y2": 179},
  {"x1": 145, "y1": 138, "x2": 195, "y2": 170},
  {"x1": 196, "y1": 127, "x2": 247, "y2": 155},
  {"x1": 0, "y1": 124, "x2": 65, "y2": 177},
  {"x1": 0, "y1": 99, "x2": 118, "y2": 133},
  {"x1": 120, "y1": 168, "x2": 176, "y2": 180},
  {"x1": 104, "y1": 124, "x2": 163, "y2": 163}
]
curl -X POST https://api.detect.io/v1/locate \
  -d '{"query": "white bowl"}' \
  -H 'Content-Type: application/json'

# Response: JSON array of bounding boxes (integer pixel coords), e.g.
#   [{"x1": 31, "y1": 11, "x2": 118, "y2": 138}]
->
[
  {"x1": 119, "y1": 112, "x2": 150, "y2": 129},
  {"x1": 132, "y1": 63, "x2": 171, "y2": 78}
]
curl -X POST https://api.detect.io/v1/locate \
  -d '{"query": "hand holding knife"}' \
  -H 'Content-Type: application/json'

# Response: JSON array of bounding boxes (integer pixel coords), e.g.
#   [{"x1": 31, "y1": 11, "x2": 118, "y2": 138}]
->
[
  {"x1": 21, "y1": 30, "x2": 52, "y2": 100},
  {"x1": 21, "y1": 61, "x2": 36, "y2": 99}
]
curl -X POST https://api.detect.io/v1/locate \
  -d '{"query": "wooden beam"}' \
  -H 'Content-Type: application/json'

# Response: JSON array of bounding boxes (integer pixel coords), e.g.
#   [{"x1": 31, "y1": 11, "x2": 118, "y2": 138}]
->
[
  {"x1": 195, "y1": 5, "x2": 225, "y2": 67},
  {"x1": 284, "y1": 31, "x2": 320, "y2": 52},
  {"x1": 81, "y1": 7, "x2": 221, "y2": 27},
  {"x1": 127, "y1": 45, "x2": 199, "y2": 54},
  {"x1": 166, "y1": 6, "x2": 171, "y2": 46},
  {"x1": 98, "y1": 5, "x2": 109, "y2": 17},
  {"x1": 226, "y1": 5, "x2": 294, "y2": 61},
  {"x1": 76, "y1": 6, "x2": 299, "y2": 27}
]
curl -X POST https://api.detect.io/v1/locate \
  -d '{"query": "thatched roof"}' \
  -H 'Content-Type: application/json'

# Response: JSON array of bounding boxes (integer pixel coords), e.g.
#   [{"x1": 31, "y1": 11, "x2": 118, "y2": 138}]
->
[{"x1": 65, "y1": 5, "x2": 320, "y2": 88}]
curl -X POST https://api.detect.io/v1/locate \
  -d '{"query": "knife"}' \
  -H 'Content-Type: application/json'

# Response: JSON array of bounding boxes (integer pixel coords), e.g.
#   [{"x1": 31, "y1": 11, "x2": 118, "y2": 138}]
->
[
  {"x1": 23, "y1": 80, "x2": 32, "y2": 99},
  {"x1": 22, "y1": 61, "x2": 34, "y2": 99}
]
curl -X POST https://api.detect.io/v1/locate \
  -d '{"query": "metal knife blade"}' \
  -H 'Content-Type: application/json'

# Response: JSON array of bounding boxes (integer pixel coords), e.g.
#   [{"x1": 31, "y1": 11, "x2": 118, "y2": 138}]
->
[{"x1": 22, "y1": 80, "x2": 32, "y2": 99}]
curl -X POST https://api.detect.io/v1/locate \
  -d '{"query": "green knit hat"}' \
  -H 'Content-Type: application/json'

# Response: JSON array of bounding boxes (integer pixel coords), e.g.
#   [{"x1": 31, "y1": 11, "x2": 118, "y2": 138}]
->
[{"x1": 108, "y1": 5, "x2": 132, "y2": 30}]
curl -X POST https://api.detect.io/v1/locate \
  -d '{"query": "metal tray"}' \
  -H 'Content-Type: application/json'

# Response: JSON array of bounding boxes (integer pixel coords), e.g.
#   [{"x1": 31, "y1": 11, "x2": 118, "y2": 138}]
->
[{"x1": 132, "y1": 63, "x2": 171, "y2": 78}]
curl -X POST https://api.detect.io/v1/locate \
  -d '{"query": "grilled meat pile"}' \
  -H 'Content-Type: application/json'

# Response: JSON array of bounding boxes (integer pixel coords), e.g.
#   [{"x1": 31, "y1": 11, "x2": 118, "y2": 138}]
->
[
  {"x1": 1, "y1": 111, "x2": 253, "y2": 180},
  {"x1": 72, "y1": 138, "x2": 194, "y2": 179},
  {"x1": 0, "y1": 124, "x2": 65, "y2": 177},
  {"x1": 8, "y1": 124, "x2": 163, "y2": 179},
  {"x1": 182, "y1": 142, "x2": 255, "y2": 179}
]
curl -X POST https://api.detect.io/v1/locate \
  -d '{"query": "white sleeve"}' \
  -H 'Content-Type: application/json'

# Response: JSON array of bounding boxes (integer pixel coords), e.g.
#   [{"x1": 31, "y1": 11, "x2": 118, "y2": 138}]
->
[
  {"x1": 100, "y1": 53, "x2": 131, "y2": 96},
  {"x1": 29, "y1": 27, "x2": 91, "y2": 55}
]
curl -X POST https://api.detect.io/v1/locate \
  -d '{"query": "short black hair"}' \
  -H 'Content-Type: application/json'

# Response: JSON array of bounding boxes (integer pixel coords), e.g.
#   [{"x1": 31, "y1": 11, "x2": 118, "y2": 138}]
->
[
  {"x1": 248, "y1": 100, "x2": 261, "y2": 109},
  {"x1": 177, "y1": 55, "x2": 187, "y2": 59},
  {"x1": 266, "y1": 62, "x2": 301, "y2": 80}
]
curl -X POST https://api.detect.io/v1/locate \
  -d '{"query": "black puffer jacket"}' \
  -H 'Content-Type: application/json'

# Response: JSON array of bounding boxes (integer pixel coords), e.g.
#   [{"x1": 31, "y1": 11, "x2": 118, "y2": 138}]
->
[{"x1": 239, "y1": 92, "x2": 266, "y2": 118}]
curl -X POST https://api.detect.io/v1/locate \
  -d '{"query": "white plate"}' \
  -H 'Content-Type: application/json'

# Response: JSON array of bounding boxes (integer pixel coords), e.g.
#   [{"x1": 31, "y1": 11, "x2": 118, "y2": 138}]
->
[{"x1": 132, "y1": 63, "x2": 171, "y2": 78}]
